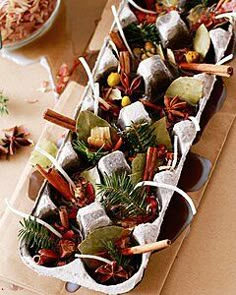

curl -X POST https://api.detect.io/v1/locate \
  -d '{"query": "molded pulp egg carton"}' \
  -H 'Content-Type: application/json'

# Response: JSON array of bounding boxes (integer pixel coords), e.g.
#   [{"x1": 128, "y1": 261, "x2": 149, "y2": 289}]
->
[{"x1": 19, "y1": 1, "x2": 233, "y2": 294}]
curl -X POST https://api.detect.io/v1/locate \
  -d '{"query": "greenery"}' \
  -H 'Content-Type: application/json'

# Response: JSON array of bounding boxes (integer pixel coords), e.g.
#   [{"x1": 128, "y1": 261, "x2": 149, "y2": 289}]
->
[
  {"x1": 0, "y1": 91, "x2": 9, "y2": 116},
  {"x1": 72, "y1": 138, "x2": 107, "y2": 165},
  {"x1": 18, "y1": 218, "x2": 56, "y2": 251},
  {"x1": 97, "y1": 171, "x2": 146, "y2": 219},
  {"x1": 104, "y1": 240, "x2": 131, "y2": 269},
  {"x1": 124, "y1": 23, "x2": 159, "y2": 46},
  {"x1": 122, "y1": 122, "x2": 156, "y2": 154}
]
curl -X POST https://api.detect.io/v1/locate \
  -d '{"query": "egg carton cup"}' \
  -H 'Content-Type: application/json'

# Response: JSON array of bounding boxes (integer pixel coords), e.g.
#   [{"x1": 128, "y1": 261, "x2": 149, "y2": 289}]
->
[{"x1": 19, "y1": 1, "x2": 225, "y2": 294}]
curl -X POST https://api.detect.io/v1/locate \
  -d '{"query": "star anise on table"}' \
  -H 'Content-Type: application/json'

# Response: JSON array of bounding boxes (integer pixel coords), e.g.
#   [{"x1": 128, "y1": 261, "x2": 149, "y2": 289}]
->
[
  {"x1": 1, "y1": 126, "x2": 32, "y2": 157},
  {"x1": 95, "y1": 261, "x2": 129, "y2": 283},
  {"x1": 0, "y1": 145, "x2": 8, "y2": 158},
  {"x1": 163, "y1": 96, "x2": 190, "y2": 126}
]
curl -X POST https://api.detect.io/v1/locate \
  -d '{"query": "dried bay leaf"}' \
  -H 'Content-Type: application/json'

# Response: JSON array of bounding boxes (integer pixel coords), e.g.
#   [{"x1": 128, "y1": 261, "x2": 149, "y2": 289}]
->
[
  {"x1": 81, "y1": 166, "x2": 101, "y2": 193},
  {"x1": 193, "y1": 24, "x2": 211, "y2": 59},
  {"x1": 78, "y1": 226, "x2": 126, "y2": 254},
  {"x1": 131, "y1": 153, "x2": 146, "y2": 184},
  {"x1": 165, "y1": 77, "x2": 203, "y2": 105},
  {"x1": 152, "y1": 118, "x2": 172, "y2": 150},
  {"x1": 30, "y1": 139, "x2": 58, "y2": 168},
  {"x1": 76, "y1": 111, "x2": 118, "y2": 143}
]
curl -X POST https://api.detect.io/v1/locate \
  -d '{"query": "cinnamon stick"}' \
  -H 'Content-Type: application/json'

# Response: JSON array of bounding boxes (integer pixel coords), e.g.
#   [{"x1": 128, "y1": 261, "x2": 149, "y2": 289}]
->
[
  {"x1": 139, "y1": 99, "x2": 162, "y2": 112},
  {"x1": 109, "y1": 31, "x2": 127, "y2": 51},
  {"x1": 44, "y1": 109, "x2": 77, "y2": 132},
  {"x1": 143, "y1": 147, "x2": 158, "y2": 181},
  {"x1": 122, "y1": 239, "x2": 171, "y2": 255},
  {"x1": 120, "y1": 51, "x2": 131, "y2": 75},
  {"x1": 36, "y1": 164, "x2": 74, "y2": 201},
  {"x1": 179, "y1": 63, "x2": 233, "y2": 77},
  {"x1": 59, "y1": 206, "x2": 70, "y2": 229}
]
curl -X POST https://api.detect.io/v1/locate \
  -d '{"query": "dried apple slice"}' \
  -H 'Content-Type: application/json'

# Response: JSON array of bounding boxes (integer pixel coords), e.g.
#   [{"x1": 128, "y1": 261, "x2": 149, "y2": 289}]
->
[
  {"x1": 166, "y1": 77, "x2": 203, "y2": 105},
  {"x1": 193, "y1": 24, "x2": 211, "y2": 59}
]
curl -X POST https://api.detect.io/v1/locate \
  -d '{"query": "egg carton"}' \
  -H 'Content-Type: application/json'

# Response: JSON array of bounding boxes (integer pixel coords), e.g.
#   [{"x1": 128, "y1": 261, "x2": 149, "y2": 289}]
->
[{"x1": 19, "y1": 1, "x2": 232, "y2": 294}]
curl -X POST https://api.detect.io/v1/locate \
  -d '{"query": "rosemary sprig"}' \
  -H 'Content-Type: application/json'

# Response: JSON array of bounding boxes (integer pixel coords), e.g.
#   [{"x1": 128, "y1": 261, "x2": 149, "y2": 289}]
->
[
  {"x1": 0, "y1": 91, "x2": 9, "y2": 116},
  {"x1": 72, "y1": 139, "x2": 108, "y2": 165},
  {"x1": 18, "y1": 218, "x2": 57, "y2": 251},
  {"x1": 104, "y1": 240, "x2": 131, "y2": 270},
  {"x1": 122, "y1": 122, "x2": 156, "y2": 154},
  {"x1": 97, "y1": 171, "x2": 147, "y2": 219}
]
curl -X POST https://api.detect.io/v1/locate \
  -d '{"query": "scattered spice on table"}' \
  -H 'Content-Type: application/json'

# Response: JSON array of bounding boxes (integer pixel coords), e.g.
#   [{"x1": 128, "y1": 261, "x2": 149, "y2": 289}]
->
[{"x1": 0, "y1": 126, "x2": 33, "y2": 159}]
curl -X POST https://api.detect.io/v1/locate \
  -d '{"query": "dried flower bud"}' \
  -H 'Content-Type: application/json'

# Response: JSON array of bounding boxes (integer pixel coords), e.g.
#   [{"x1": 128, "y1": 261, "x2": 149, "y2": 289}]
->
[
  {"x1": 59, "y1": 239, "x2": 76, "y2": 258},
  {"x1": 185, "y1": 51, "x2": 201, "y2": 63}
]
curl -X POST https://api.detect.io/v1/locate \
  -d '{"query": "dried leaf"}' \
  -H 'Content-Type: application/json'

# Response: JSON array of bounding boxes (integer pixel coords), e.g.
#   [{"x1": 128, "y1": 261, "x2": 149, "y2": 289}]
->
[
  {"x1": 131, "y1": 153, "x2": 146, "y2": 184},
  {"x1": 78, "y1": 226, "x2": 126, "y2": 255},
  {"x1": 81, "y1": 167, "x2": 101, "y2": 194},
  {"x1": 76, "y1": 111, "x2": 118, "y2": 143},
  {"x1": 30, "y1": 139, "x2": 58, "y2": 168},
  {"x1": 193, "y1": 24, "x2": 210, "y2": 59},
  {"x1": 165, "y1": 77, "x2": 203, "y2": 105},
  {"x1": 152, "y1": 118, "x2": 172, "y2": 150}
]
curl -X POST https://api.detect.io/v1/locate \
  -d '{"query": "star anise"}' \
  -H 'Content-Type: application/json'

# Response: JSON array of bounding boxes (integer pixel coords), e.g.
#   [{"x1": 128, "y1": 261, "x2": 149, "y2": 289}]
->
[
  {"x1": 0, "y1": 145, "x2": 8, "y2": 158},
  {"x1": 1, "y1": 126, "x2": 32, "y2": 156},
  {"x1": 117, "y1": 72, "x2": 143, "y2": 98},
  {"x1": 59, "y1": 239, "x2": 76, "y2": 258},
  {"x1": 95, "y1": 261, "x2": 129, "y2": 283},
  {"x1": 163, "y1": 96, "x2": 189, "y2": 125}
]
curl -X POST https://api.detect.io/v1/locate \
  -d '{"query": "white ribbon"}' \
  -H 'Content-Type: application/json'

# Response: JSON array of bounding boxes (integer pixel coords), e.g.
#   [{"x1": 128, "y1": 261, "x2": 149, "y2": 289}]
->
[
  {"x1": 111, "y1": 5, "x2": 134, "y2": 58},
  {"x1": 134, "y1": 181, "x2": 197, "y2": 215},
  {"x1": 5, "y1": 199, "x2": 62, "y2": 238},
  {"x1": 35, "y1": 146, "x2": 76, "y2": 190}
]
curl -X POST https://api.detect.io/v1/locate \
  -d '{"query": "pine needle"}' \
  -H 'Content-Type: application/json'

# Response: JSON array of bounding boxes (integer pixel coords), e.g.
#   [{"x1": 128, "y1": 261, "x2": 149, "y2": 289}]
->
[
  {"x1": 97, "y1": 171, "x2": 147, "y2": 219},
  {"x1": 123, "y1": 23, "x2": 159, "y2": 46},
  {"x1": 104, "y1": 240, "x2": 131, "y2": 269},
  {"x1": 122, "y1": 122, "x2": 156, "y2": 154},
  {"x1": 18, "y1": 217, "x2": 57, "y2": 251},
  {"x1": 0, "y1": 91, "x2": 9, "y2": 116}
]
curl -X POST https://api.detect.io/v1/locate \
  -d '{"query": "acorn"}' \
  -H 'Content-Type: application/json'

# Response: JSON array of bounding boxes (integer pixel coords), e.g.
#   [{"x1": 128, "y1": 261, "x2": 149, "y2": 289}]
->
[
  {"x1": 121, "y1": 96, "x2": 131, "y2": 107},
  {"x1": 107, "y1": 72, "x2": 120, "y2": 87},
  {"x1": 185, "y1": 51, "x2": 201, "y2": 63}
]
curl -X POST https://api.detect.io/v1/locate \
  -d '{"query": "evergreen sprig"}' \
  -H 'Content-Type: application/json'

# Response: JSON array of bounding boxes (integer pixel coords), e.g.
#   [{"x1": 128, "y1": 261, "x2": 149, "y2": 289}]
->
[
  {"x1": 124, "y1": 23, "x2": 159, "y2": 46},
  {"x1": 0, "y1": 91, "x2": 9, "y2": 116},
  {"x1": 122, "y1": 122, "x2": 156, "y2": 154},
  {"x1": 97, "y1": 171, "x2": 146, "y2": 219},
  {"x1": 72, "y1": 139, "x2": 107, "y2": 165},
  {"x1": 18, "y1": 218, "x2": 56, "y2": 251},
  {"x1": 104, "y1": 240, "x2": 131, "y2": 270}
]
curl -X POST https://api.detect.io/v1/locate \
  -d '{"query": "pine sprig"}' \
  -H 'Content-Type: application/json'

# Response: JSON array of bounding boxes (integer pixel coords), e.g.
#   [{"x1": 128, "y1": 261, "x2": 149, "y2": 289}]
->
[
  {"x1": 122, "y1": 122, "x2": 156, "y2": 154},
  {"x1": 72, "y1": 139, "x2": 107, "y2": 165},
  {"x1": 104, "y1": 240, "x2": 131, "y2": 270},
  {"x1": 97, "y1": 171, "x2": 147, "y2": 219},
  {"x1": 124, "y1": 23, "x2": 159, "y2": 46},
  {"x1": 0, "y1": 91, "x2": 9, "y2": 116},
  {"x1": 18, "y1": 218, "x2": 56, "y2": 251}
]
